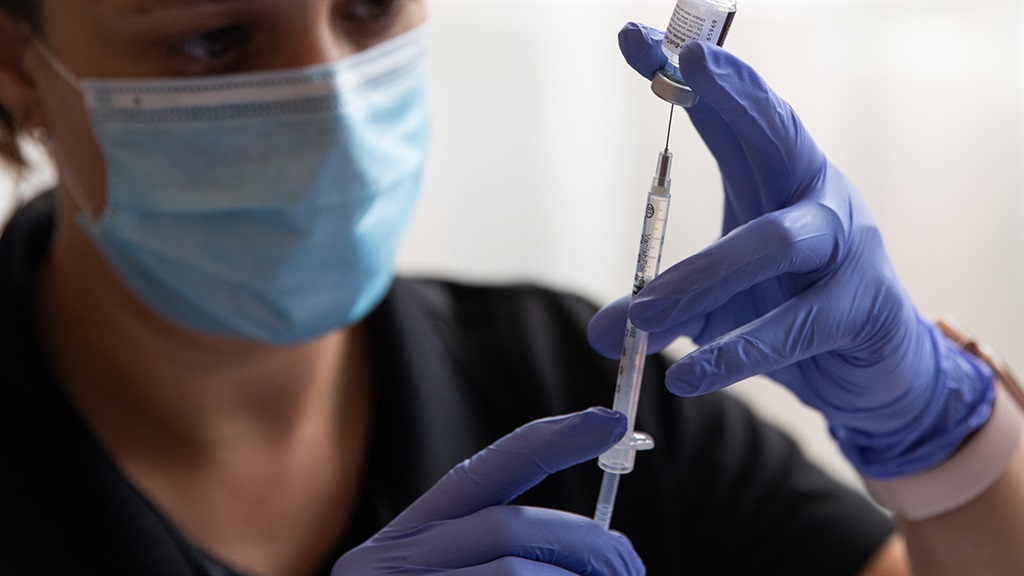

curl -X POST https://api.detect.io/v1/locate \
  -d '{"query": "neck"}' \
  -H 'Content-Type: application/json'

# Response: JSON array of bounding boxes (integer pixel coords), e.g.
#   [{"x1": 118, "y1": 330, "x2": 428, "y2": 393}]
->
[{"x1": 36, "y1": 205, "x2": 374, "y2": 575}]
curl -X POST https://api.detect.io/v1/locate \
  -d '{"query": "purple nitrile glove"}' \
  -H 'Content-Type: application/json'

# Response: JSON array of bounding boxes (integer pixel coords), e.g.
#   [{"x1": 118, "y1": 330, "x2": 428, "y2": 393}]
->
[
  {"x1": 588, "y1": 23, "x2": 994, "y2": 479},
  {"x1": 331, "y1": 408, "x2": 645, "y2": 575}
]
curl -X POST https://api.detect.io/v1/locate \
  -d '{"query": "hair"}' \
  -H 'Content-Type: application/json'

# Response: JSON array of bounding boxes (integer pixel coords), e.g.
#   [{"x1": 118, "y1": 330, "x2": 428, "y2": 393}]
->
[{"x1": 0, "y1": 0, "x2": 41, "y2": 167}]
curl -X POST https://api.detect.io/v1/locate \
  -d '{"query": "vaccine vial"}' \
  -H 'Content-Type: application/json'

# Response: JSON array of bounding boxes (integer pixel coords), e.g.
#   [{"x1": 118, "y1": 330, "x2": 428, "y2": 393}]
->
[{"x1": 652, "y1": 0, "x2": 737, "y2": 107}]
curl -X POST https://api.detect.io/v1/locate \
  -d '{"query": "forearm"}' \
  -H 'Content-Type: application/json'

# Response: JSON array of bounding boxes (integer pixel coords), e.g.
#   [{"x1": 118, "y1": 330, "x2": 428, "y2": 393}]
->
[{"x1": 901, "y1": 440, "x2": 1024, "y2": 575}]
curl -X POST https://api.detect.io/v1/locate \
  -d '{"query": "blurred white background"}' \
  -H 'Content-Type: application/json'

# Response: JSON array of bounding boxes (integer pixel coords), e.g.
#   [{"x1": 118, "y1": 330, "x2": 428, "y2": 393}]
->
[{"x1": 2, "y1": 0, "x2": 1021, "y2": 490}]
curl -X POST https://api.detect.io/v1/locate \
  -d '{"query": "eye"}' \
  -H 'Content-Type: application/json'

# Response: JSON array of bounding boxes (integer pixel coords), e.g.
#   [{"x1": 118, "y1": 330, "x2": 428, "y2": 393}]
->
[
  {"x1": 172, "y1": 25, "x2": 252, "y2": 63},
  {"x1": 341, "y1": 0, "x2": 400, "y2": 23}
]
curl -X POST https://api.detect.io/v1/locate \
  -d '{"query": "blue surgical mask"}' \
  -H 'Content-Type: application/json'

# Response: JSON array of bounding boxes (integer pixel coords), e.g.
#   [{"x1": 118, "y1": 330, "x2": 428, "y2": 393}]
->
[{"x1": 37, "y1": 24, "x2": 431, "y2": 344}]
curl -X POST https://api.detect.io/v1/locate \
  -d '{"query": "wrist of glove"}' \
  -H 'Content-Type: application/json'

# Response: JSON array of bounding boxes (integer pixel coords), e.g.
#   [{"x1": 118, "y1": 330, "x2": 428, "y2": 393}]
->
[
  {"x1": 830, "y1": 319, "x2": 995, "y2": 479},
  {"x1": 595, "y1": 22, "x2": 997, "y2": 481},
  {"x1": 864, "y1": 319, "x2": 1024, "y2": 520}
]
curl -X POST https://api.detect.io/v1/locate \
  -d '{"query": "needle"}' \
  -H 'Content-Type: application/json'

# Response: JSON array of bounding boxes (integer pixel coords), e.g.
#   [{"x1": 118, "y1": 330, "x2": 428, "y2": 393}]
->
[{"x1": 664, "y1": 104, "x2": 675, "y2": 152}]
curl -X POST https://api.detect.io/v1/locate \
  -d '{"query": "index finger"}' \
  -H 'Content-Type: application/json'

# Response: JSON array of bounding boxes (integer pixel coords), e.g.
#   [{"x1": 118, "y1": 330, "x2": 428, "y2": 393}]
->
[{"x1": 630, "y1": 200, "x2": 841, "y2": 334}]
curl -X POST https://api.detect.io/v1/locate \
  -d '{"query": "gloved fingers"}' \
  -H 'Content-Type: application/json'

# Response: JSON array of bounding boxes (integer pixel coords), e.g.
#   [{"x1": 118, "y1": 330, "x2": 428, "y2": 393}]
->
[
  {"x1": 615, "y1": 18, "x2": 755, "y2": 178},
  {"x1": 617, "y1": 23, "x2": 827, "y2": 224},
  {"x1": 676, "y1": 41, "x2": 828, "y2": 210},
  {"x1": 444, "y1": 558, "x2": 577, "y2": 576},
  {"x1": 616, "y1": 20, "x2": 743, "y2": 167},
  {"x1": 630, "y1": 201, "x2": 842, "y2": 334},
  {"x1": 663, "y1": 285, "x2": 843, "y2": 397},
  {"x1": 404, "y1": 506, "x2": 644, "y2": 576},
  {"x1": 617, "y1": 22, "x2": 666, "y2": 81},
  {"x1": 393, "y1": 408, "x2": 627, "y2": 528},
  {"x1": 587, "y1": 294, "x2": 701, "y2": 359}
]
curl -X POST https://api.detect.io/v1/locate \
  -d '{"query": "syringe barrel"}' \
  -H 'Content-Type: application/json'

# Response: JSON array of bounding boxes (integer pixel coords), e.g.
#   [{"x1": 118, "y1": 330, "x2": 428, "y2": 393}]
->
[
  {"x1": 598, "y1": 322, "x2": 650, "y2": 473},
  {"x1": 632, "y1": 190, "x2": 671, "y2": 299},
  {"x1": 598, "y1": 168, "x2": 672, "y2": 475}
]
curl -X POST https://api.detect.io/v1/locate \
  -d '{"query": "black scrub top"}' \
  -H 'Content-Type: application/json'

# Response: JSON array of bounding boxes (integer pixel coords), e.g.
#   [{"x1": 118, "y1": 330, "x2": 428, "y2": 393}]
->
[{"x1": 1, "y1": 193, "x2": 893, "y2": 575}]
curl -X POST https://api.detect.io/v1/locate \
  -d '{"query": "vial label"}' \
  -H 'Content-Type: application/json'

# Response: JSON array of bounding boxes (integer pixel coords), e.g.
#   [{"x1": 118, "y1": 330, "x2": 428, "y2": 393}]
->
[{"x1": 663, "y1": 1, "x2": 735, "y2": 55}]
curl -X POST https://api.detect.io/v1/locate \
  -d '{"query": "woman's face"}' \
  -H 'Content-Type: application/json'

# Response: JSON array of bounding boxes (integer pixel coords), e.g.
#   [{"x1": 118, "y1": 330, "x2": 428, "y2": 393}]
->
[{"x1": 21, "y1": 0, "x2": 427, "y2": 218}]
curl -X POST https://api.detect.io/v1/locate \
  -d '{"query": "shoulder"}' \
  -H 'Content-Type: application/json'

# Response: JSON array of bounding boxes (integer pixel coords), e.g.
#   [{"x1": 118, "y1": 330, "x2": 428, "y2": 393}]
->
[
  {"x1": 0, "y1": 193, "x2": 199, "y2": 574},
  {"x1": 388, "y1": 277, "x2": 600, "y2": 327},
  {"x1": 1, "y1": 192, "x2": 57, "y2": 400},
  {"x1": 1, "y1": 190, "x2": 55, "y2": 357},
  {"x1": 371, "y1": 277, "x2": 628, "y2": 456},
  {"x1": 390, "y1": 275, "x2": 606, "y2": 351},
  {"x1": 384, "y1": 277, "x2": 606, "y2": 381}
]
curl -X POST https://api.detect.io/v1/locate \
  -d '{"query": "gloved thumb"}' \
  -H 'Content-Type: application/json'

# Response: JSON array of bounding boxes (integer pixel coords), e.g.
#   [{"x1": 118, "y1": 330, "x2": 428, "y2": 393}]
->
[
  {"x1": 618, "y1": 22, "x2": 667, "y2": 81},
  {"x1": 392, "y1": 408, "x2": 627, "y2": 528}
]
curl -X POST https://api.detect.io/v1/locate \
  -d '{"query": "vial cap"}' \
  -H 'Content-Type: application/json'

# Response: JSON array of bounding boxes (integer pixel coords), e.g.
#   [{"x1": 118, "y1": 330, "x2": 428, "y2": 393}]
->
[{"x1": 651, "y1": 71, "x2": 698, "y2": 107}]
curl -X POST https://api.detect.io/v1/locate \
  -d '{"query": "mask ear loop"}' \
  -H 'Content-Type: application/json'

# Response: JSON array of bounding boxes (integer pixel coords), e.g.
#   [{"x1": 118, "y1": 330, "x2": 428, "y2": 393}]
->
[{"x1": 23, "y1": 27, "x2": 100, "y2": 224}]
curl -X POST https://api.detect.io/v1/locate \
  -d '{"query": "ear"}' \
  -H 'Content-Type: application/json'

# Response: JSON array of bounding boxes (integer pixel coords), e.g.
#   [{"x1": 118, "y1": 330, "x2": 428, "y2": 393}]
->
[{"x1": 0, "y1": 12, "x2": 46, "y2": 129}]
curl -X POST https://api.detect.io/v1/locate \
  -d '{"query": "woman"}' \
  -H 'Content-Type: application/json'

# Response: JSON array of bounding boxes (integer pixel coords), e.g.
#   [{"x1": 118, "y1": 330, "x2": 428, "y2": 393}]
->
[{"x1": 1, "y1": 1, "x2": 1020, "y2": 574}]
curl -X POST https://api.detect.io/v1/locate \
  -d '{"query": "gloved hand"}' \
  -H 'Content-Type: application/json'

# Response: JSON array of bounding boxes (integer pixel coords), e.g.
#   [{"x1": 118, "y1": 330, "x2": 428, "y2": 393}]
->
[
  {"x1": 331, "y1": 407, "x2": 644, "y2": 575},
  {"x1": 589, "y1": 23, "x2": 995, "y2": 479}
]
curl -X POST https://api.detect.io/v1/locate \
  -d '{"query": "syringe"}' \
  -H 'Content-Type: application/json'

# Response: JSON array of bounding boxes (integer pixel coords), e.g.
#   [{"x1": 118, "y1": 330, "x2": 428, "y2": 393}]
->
[{"x1": 594, "y1": 106, "x2": 675, "y2": 530}]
